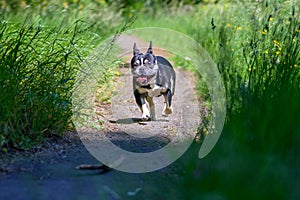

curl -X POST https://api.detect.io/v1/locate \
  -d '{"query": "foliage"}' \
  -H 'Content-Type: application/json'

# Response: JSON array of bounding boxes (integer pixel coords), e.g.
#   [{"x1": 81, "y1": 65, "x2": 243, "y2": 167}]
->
[
  {"x1": 0, "y1": 0, "x2": 299, "y2": 198},
  {"x1": 0, "y1": 0, "x2": 122, "y2": 149},
  {"x1": 96, "y1": 61, "x2": 121, "y2": 104},
  {"x1": 186, "y1": 1, "x2": 300, "y2": 199},
  {"x1": 197, "y1": 0, "x2": 300, "y2": 152},
  {"x1": 129, "y1": 0, "x2": 300, "y2": 198},
  {"x1": 0, "y1": 19, "x2": 81, "y2": 148}
]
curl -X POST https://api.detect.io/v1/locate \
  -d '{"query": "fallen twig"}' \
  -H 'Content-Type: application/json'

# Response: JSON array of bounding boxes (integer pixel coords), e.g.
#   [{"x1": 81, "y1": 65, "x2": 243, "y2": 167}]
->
[{"x1": 76, "y1": 164, "x2": 110, "y2": 170}]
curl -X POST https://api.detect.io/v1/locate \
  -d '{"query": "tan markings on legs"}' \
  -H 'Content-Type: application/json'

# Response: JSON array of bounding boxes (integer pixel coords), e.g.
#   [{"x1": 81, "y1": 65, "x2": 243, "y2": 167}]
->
[{"x1": 162, "y1": 93, "x2": 172, "y2": 116}]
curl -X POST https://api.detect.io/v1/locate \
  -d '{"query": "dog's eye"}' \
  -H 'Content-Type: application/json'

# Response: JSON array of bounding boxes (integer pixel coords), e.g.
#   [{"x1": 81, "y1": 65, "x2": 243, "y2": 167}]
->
[
  {"x1": 134, "y1": 60, "x2": 140, "y2": 66},
  {"x1": 144, "y1": 59, "x2": 150, "y2": 64}
]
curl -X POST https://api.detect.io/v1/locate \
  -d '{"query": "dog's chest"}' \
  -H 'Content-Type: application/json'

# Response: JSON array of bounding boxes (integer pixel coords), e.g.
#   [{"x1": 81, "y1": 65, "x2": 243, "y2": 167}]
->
[
  {"x1": 137, "y1": 87, "x2": 150, "y2": 94},
  {"x1": 137, "y1": 85, "x2": 167, "y2": 97}
]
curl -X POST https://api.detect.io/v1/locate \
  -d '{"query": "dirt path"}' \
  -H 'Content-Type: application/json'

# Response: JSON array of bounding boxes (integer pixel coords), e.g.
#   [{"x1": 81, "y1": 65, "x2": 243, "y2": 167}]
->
[
  {"x1": 113, "y1": 35, "x2": 200, "y2": 142},
  {"x1": 0, "y1": 34, "x2": 202, "y2": 199},
  {"x1": 76, "y1": 34, "x2": 201, "y2": 172}
]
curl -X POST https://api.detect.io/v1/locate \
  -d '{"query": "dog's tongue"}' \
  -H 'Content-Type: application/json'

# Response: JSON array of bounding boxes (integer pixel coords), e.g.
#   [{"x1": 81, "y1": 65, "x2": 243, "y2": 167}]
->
[{"x1": 136, "y1": 76, "x2": 147, "y2": 83}]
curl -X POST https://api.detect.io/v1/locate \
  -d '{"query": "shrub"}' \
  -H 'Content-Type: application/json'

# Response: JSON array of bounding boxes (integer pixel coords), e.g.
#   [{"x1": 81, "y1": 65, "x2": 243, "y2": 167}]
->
[
  {"x1": 0, "y1": 19, "x2": 82, "y2": 148},
  {"x1": 0, "y1": 0, "x2": 125, "y2": 149}
]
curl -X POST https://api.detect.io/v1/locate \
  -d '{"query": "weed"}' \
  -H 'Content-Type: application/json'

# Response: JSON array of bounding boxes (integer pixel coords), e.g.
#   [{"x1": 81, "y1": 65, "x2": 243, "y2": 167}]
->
[{"x1": 0, "y1": 1, "x2": 123, "y2": 149}]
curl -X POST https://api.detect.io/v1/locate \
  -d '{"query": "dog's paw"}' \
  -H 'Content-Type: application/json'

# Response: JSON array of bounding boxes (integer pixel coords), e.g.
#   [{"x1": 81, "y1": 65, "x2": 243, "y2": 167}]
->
[
  {"x1": 141, "y1": 114, "x2": 156, "y2": 121},
  {"x1": 141, "y1": 115, "x2": 150, "y2": 122},
  {"x1": 162, "y1": 107, "x2": 172, "y2": 117},
  {"x1": 141, "y1": 104, "x2": 151, "y2": 121},
  {"x1": 141, "y1": 117, "x2": 150, "y2": 121},
  {"x1": 141, "y1": 112, "x2": 151, "y2": 121}
]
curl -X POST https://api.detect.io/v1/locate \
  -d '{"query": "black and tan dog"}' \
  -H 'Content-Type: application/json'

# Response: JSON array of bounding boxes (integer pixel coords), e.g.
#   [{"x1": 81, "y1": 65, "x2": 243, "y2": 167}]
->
[{"x1": 131, "y1": 41, "x2": 176, "y2": 121}]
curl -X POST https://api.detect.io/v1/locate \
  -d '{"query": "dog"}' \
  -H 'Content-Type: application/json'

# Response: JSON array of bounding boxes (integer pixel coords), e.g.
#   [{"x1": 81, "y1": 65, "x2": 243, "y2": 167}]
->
[{"x1": 131, "y1": 41, "x2": 176, "y2": 121}]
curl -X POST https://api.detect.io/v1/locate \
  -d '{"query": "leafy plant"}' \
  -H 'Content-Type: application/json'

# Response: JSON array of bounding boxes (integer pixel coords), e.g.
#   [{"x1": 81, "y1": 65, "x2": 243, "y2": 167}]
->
[
  {"x1": 0, "y1": 19, "x2": 81, "y2": 148},
  {"x1": 0, "y1": 0, "x2": 123, "y2": 149}
]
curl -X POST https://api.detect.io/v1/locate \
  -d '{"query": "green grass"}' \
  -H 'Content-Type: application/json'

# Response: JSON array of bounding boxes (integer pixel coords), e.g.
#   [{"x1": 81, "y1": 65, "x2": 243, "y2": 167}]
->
[
  {"x1": 0, "y1": 0, "x2": 123, "y2": 149},
  {"x1": 190, "y1": 1, "x2": 299, "y2": 199},
  {"x1": 129, "y1": 0, "x2": 300, "y2": 198},
  {"x1": 0, "y1": 0, "x2": 299, "y2": 198},
  {"x1": 0, "y1": 19, "x2": 77, "y2": 148},
  {"x1": 200, "y1": 0, "x2": 300, "y2": 151}
]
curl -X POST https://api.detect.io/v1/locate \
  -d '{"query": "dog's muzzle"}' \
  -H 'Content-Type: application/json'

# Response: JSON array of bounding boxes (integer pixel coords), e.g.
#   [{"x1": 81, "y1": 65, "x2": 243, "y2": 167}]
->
[{"x1": 136, "y1": 75, "x2": 156, "y2": 85}]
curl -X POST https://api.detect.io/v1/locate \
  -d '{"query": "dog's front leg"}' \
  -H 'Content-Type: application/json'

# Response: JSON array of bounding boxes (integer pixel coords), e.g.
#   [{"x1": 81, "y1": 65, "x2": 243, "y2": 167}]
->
[
  {"x1": 146, "y1": 96, "x2": 156, "y2": 121},
  {"x1": 141, "y1": 104, "x2": 151, "y2": 121},
  {"x1": 134, "y1": 90, "x2": 150, "y2": 121}
]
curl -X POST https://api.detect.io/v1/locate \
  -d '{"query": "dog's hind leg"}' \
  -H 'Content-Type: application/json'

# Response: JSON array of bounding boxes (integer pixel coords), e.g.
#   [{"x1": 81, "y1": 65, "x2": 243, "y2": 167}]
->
[
  {"x1": 146, "y1": 96, "x2": 156, "y2": 121},
  {"x1": 162, "y1": 89, "x2": 173, "y2": 117},
  {"x1": 134, "y1": 90, "x2": 150, "y2": 121}
]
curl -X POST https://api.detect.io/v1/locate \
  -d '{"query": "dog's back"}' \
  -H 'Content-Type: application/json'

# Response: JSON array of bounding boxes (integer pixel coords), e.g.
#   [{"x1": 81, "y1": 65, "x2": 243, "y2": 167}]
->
[{"x1": 156, "y1": 56, "x2": 176, "y2": 95}]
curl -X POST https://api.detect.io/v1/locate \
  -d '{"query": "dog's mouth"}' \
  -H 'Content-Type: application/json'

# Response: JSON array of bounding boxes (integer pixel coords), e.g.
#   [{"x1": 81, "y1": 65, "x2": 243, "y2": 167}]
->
[{"x1": 136, "y1": 76, "x2": 149, "y2": 84}]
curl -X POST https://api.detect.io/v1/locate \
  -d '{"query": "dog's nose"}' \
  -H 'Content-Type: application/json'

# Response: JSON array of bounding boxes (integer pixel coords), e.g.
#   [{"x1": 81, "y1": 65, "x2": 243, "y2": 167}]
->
[{"x1": 138, "y1": 67, "x2": 146, "y2": 74}]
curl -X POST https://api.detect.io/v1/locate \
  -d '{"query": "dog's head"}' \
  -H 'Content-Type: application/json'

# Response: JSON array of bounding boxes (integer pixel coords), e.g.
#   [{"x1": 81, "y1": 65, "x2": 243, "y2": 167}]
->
[{"x1": 131, "y1": 41, "x2": 158, "y2": 86}]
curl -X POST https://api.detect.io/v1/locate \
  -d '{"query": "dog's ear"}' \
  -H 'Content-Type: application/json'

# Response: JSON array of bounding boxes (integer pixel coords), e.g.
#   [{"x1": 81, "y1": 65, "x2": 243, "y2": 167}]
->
[
  {"x1": 133, "y1": 43, "x2": 139, "y2": 56},
  {"x1": 147, "y1": 41, "x2": 153, "y2": 54}
]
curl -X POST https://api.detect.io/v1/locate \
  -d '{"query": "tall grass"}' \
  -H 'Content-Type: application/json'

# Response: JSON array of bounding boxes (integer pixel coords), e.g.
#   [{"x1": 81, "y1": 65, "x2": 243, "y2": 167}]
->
[
  {"x1": 1, "y1": 0, "x2": 299, "y2": 197},
  {"x1": 0, "y1": 19, "x2": 81, "y2": 148},
  {"x1": 183, "y1": 1, "x2": 300, "y2": 199},
  {"x1": 198, "y1": 0, "x2": 300, "y2": 152},
  {"x1": 130, "y1": 0, "x2": 300, "y2": 198},
  {"x1": 237, "y1": 1, "x2": 300, "y2": 153},
  {"x1": 0, "y1": 1, "x2": 123, "y2": 149}
]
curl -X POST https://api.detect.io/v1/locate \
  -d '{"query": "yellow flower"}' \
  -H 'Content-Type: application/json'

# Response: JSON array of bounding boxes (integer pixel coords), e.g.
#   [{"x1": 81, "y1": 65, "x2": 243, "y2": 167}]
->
[
  {"x1": 234, "y1": 26, "x2": 242, "y2": 30},
  {"x1": 294, "y1": 64, "x2": 298, "y2": 68},
  {"x1": 226, "y1": 23, "x2": 231, "y2": 28},
  {"x1": 262, "y1": 29, "x2": 268, "y2": 35},
  {"x1": 62, "y1": 2, "x2": 68, "y2": 9},
  {"x1": 276, "y1": 51, "x2": 280, "y2": 55},
  {"x1": 21, "y1": 0, "x2": 26, "y2": 7},
  {"x1": 269, "y1": 17, "x2": 274, "y2": 21},
  {"x1": 296, "y1": 30, "x2": 300, "y2": 33},
  {"x1": 273, "y1": 40, "x2": 280, "y2": 46},
  {"x1": 264, "y1": 50, "x2": 269, "y2": 54}
]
